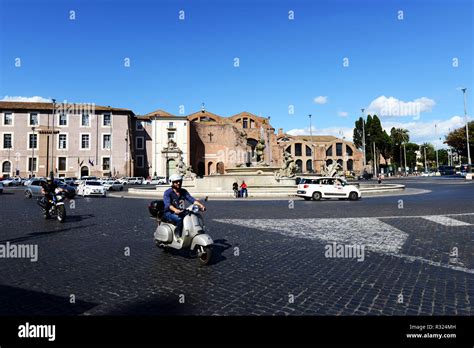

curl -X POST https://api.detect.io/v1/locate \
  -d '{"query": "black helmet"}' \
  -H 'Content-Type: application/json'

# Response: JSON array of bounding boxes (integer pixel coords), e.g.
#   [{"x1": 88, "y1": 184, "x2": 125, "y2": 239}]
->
[{"x1": 46, "y1": 177, "x2": 53, "y2": 183}]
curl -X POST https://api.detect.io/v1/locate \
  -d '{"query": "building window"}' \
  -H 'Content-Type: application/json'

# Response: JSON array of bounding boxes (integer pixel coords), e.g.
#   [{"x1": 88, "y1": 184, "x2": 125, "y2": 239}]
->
[
  {"x1": 3, "y1": 134, "x2": 12, "y2": 148},
  {"x1": 82, "y1": 113, "x2": 90, "y2": 127},
  {"x1": 103, "y1": 113, "x2": 111, "y2": 126},
  {"x1": 168, "y1": 132, "x2": 175, "y2": 140},
  {"x1": 168, "y1": 122, "x2": 174, "y2": 128},
  {"x1": 3, "y1": 113, "x2": 13, "y2": 125},
  {"x1": 346, "y1": 145, "x2": 353, "y2": 156},
  {"x1": 59, "y1": 113, "x2": 68, "y2": 126},
  {"x1": 285, "y1": 145, "x2": 291, "y2": 154},
  {"x1": 81, "y1": 134, "x2": 90, "y2": 149},
  {"x1": 306, "y1": 145, "x2": 312, "y2": 157},
  {"x1": 306, "y1": 159, "x2": 313, "y2": 172},
  {"x1": 29, "y1": 113, "x2": 39, "y2": 126},
  {"x1": 136, "y1": 121, "x2": 143, "y2": 130},
  {"x1": 295, "y1": 160, "x2": 303, "y2": 173},
  {"x1": 336, "y1": 143, "x2": 343, "y2": 156},
  {"x1": 2, "y1": 161, "x2": 11, "y2": 173},
  {"x1": 29, "y1": 134, "x2": 38, "y2": 149},
  {"x1": 103, "y1": 134, "x2": 111, "y2": 149},
  {"x1": 58, "y1": 157, "x2": 67, "y2": 171},
  {"x1": 326, "y1": 146, "x2": 333, "y2": 157},
  {"x1": 136, "y1": 137, "x2": 144, "y2": 150},
  {"x1": 295, "y1": 143, "x2": 302, "y2": 157},
  {"x1": 102, "y1": 157, "x2": 110, "y2": 171},
  {"x1": 136, "y1": 155, "x2": 144, "y2": 168},
  {"x1": 28, "y1": 158, "x2": 37, "y2": 172},
  {"x1": 250, "y1": 119, "x2": 255, "y2": 128},
  {"x1": 59, "y1": 134, "x2": 67, "y2": 149},
  {"x1": 243, "y1": 118, "x2": 248, "y2": 129},
  {"x1": 347, "y1": 159, "x2": 354, "y2": 171}
]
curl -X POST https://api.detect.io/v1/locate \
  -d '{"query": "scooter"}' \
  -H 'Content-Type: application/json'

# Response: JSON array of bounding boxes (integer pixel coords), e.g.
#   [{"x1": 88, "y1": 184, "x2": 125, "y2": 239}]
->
[
  {"x1": 154, "y1": 204, "x2": 213, "y2": 265},
  {"x1": 37, "y1": 188, "x2": 67, "y2": 223}
]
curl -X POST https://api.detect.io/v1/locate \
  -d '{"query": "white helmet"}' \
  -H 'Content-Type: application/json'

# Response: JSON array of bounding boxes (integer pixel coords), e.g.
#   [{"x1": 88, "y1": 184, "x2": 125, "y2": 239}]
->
[{"x1": 169, "y1": 174, "x2": 183, "y2": 183}]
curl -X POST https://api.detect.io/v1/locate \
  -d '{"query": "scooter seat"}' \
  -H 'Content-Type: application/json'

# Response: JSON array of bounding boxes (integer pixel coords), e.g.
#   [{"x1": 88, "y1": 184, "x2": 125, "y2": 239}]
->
[{"x1": 160, "y1": 217, "x2": 177, "y2": 225}]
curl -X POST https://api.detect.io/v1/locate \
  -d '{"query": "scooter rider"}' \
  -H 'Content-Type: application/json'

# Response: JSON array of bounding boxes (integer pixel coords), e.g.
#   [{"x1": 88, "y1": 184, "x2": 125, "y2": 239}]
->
[
  {"x1": 40, "y1": 177, "x2": 65, "y2": 218},
  {"x1": 163, "y1": 174, "x2": 206, "y2": 238}
]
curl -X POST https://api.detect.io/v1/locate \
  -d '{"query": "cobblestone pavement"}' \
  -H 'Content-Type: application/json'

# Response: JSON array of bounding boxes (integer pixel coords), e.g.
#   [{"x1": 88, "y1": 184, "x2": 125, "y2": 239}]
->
[{"x1": 0, "y1": 178, "x2": 473, "y2": 315}]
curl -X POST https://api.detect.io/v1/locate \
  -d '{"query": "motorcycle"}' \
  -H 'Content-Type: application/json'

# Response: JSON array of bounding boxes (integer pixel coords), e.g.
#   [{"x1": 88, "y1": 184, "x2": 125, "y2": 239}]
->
[
  {"x1": 37, "y1": 188, "x2": 67, "y2": 223},
  {"x1": 154, "y1": 203, "x2": 213, "y2": 265}
]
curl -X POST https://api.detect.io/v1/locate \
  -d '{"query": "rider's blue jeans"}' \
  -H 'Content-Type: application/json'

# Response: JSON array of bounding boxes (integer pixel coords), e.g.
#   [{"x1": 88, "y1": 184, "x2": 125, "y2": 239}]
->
[{"x1": 163, "y1": 211, "x2": 183, "y2": 237}]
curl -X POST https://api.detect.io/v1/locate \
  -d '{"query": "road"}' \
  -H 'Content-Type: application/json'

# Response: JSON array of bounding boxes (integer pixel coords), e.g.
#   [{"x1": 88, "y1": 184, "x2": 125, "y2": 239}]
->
[{"x1": 0, "y1": 177, "x2": 473, "y2": 315}]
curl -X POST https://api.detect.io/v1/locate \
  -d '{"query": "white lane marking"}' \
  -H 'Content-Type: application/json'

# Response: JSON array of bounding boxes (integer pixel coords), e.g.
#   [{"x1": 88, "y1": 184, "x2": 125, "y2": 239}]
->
[
  {"x1": 420, "y1": 215, "x2": 471, "y2": 226},
  {"x1": 214, "y1": 216, "x2": 474, "y2": 274},
  {"x1": 215, "y1": 218, "x2": 408, "y2": 254}
]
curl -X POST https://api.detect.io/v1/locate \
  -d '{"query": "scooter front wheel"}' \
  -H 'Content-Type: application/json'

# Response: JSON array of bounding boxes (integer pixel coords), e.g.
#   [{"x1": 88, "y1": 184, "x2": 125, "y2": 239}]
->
[{"x1": 197, "y1": 245, "x2": 212, "y2": 265}]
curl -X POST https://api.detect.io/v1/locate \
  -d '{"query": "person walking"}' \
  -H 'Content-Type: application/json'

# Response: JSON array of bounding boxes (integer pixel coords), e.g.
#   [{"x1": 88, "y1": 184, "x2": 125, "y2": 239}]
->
[{"x1": 240, "y1": 181, "x2": 248, "y2": 198}]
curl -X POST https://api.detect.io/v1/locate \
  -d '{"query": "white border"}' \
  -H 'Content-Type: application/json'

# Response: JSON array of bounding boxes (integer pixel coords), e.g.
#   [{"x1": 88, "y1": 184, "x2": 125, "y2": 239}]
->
[
  {"x1": 79, "y1": 133, "x2": 91, "y2": 150},
  {"x1": 1, "y1": 132, "x2": 14, "y2": 150},
  {"x1": 27, "y1": 132, "x2": 39, "y2": 150},
  {"x1": 102, "y1": 133, "x2": 112, "y2": 150},
  {"x1": 28, "y1": 112, "x2": 40, "y2": 127},
  {"x1": 57, "y1": 156, "x2": 68, "y2": 172},
  {"x1": 57, "y1": 132, "x2": 69, "y2": 151},
  {"x1": 2, "y1": 111, "x2": 14, "y2": 127}
]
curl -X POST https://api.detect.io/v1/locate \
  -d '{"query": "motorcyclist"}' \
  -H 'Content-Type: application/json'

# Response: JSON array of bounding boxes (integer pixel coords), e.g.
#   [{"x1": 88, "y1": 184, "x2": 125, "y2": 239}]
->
[
  {"x1": 40, "y1": 177, "x2": 65, "y2": 218},
  {"x1": 163, "y1": 174, "x2": 206, "y2": 239}
]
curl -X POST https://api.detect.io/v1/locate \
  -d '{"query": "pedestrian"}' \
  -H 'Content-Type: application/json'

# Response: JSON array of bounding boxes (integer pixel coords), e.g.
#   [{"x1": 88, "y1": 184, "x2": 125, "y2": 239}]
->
[
  {"x1": 378, "y1": 174, "x2": 382, "y2": 184},
  {"x1": 240, "y1": 181, "x2": 248, "y2": 198},
  {"x1": 232, "y1": 182, "x2": 239, "y2": 198}
]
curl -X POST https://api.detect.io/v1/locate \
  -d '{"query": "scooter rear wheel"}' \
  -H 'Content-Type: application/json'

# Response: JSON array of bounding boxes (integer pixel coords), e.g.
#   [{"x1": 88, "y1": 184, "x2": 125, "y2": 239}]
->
[{"x1": 198, "y1": 246, "x2": 212, "y2": 265}]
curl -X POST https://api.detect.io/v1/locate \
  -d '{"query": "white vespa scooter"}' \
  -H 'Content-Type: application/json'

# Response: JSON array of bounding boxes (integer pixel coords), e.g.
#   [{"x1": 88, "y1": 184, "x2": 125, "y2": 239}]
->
[{"x1": 154, "y1": 203, "x2": 213, "y2": 265}]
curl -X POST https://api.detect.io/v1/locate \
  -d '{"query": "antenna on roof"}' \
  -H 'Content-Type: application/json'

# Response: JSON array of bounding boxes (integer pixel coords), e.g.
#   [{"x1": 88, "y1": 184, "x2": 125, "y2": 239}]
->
[{"x1": 201, "y1": 103, "x2": 205, "y2": 113}]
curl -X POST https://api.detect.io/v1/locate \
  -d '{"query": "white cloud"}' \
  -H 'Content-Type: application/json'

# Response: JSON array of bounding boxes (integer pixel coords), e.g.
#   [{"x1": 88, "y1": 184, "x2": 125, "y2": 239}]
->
[
  {"x1": 313, "y1": 96, "x2": 328, "y2": 104},
  {"x1": 1, "y1": 95, "x2": 52, "y2": 102},
  {"x1": 366, "y1": 96, "x2": 435, "y2": 118},
  {"x1": 383, "y1": 116, "x2": 465, "y2": 148},
  {"x1": 338, "y1": 111, "x2": 348, "y2": 117},
  {"x1": 287, "y1": 126, "x2": 353, "y2": 141}
]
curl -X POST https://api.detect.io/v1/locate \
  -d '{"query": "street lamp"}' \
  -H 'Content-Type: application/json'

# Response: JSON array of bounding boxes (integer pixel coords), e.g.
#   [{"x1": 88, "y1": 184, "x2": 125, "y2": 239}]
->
[
  {"x1": 435, "y1": 124, "x2": 439, "y2": 171},
  {"x1": 361, "y1": 108, "x2": 366, "y2": 167},
  {"x1": 403, "y1": 143, "x2": 407, "y2": 176},
  {"x1": 460, "y1": 88, "x2": 471, "y2": 165},
  {"x1": 31, "y1": 126, "x2": 36, "y2": 177},
  {"x1": 50, "y1": 98, "x2": 56, "y2": 179}
]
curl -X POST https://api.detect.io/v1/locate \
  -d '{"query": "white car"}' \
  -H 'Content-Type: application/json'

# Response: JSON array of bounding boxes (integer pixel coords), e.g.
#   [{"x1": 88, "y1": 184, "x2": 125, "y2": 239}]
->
[
  {"x1": 145, "y1": 177, "x2": 167, "y2": 185},
  {"x1": 77, "y1": 181, "x2": 107, "y2": 197},
  {"x1": 2, "y1": 177, "x2": 22, "y2": 186},
  {"x1": 297, "y1": 177, "x2": 361, "y2": 201},
  {"x1": 101, "y1": 180, "x2": 124, "y2": 191}
]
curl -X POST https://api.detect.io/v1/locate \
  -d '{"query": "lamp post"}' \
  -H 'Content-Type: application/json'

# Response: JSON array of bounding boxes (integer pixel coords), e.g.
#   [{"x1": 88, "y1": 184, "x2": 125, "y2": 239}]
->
[
  {"x1": 50, "y1": 98, "x2": 56, "y2": 179},
  {"x1": 461, "y1": 88, "x2": 471, "y2": 165},
  {"x1": 31, "y1": 127, "x2": 36, "y2": 177},
  {"x1": 309, "y1": 114, "x2": 314, "y2": 173},
  {"x1": 424, "y1": 146, "x2": 427, "y2": 172},
  {"x1": 403, "y1": 143, "x2": 407, "y2": 176},
  {"x1": 435, "y1": 124, "x2": 439, "y2": 171},
  {"x1": 361, "y1": 108, "x2": 366, "y2": 167}
]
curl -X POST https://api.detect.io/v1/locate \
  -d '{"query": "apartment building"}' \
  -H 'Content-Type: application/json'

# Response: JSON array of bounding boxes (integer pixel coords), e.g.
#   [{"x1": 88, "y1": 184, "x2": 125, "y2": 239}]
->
[{"x1": 0, "y1": 101, "x2": 135, "y2": 178}]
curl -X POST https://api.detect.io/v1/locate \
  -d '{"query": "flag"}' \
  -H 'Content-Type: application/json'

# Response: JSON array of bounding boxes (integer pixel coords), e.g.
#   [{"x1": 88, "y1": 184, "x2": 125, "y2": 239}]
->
[
  {"x1": 79, "y1": 160, "x2": 84, "y2": 167},
  {"x1": 89, "y1": 159, "x2": 94, "y2": 166},
  {"x1": 77, "y1": 157, "x2": 80, "y2": 164}
]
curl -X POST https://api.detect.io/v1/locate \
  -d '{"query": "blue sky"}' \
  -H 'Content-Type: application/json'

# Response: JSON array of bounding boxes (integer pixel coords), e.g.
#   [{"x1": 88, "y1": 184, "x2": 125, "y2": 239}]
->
[{"x1": 0, "y1": 0, "x2": 472, "y2": 147}]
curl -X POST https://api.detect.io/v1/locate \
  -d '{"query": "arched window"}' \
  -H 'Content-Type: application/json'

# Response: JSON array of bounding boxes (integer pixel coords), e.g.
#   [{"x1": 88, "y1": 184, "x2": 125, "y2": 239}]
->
[
  {"x1": 336, "y1": 143, "x2": 343, "y2": 156},
  {"x1": 207, "y1": 162, "x2": 214, "y2": 175},
  {"x1": 216, "y1": 162, "x2": 225, "y2": 174},
  {"x1": 337, "y1": 159, "x2": 343, "y2": 167},
  {"x1": 347, "y1": 159, "x2": 354, "y2": 171},
  {"x1": 295, "y1": 160, "x2": 303, "y2": 173},
  {"x1": 326, "y1": 146, "x2": 333, "y2": 157},
  {"x1": 285, "y1": 145, "x2": 291, "y2": 154},
  {"x1": 326, "y1": 159, "x2": 333, "y2": 166},
  {"x1": 294, "y1": 143, "x2": 302, "y2": 156},
  {"x1": 306, "y1": 159, "x2": 313, "y2": 173},
  {"x1": 346, "y1": 145, "x2": 353, "y2": 156},
  {"x1": 243, "y1": 118, "x2": 248, "y2": 129},
  {"x1": 2, "y1": 161, "x2": 11, "y2": 173}
]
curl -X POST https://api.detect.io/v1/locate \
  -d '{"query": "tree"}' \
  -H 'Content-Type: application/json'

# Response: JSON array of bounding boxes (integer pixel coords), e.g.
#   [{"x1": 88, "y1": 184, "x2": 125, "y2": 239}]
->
[
  {"x1": 444, "y1": 121, "x2": 474, "y2": 162},
  {"x1": 353, "y1": 117, "x2": 364, "y2": 150},
  {"x1": 420, "y1": 143, "x2": 436, "y2": 169},
  {"x1": 390, "y1": 128, "x2": 410, "y2": 169}
]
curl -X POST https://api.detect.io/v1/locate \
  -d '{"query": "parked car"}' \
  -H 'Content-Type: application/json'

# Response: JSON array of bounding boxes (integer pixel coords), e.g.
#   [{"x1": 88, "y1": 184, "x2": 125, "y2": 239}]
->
[
  {"x1": 127, "y1": 177, "x2": 144, "y2": 185},
  {"x1": 64, "y1": 177, "x2": 78, "y2": 186},
  {"x1": 145, "y1": 176, "x2": 167, "y2": 185},
  {"x1": 358, "y1": 172, "x2": 373, "y2": 180},
  {"x1": 24, "y1": 179, "x2": 46, "y2": 198},
  {"x1": 297, "y1": 177, "x2": 361, "y2": 201},
  {"x1": 101, "y1": 180, "x2": 124, "y2": 191},
  {"x1": 1, "y1": 177, "x2": 22, "y2": 186},
  {"x1": 117, "y1": 177, "x2": 130, "y2": 185},
  {"x1": 77, "y1": 181, "x2": 107, "y2": 197},
  {"x1": 0, "y1": 181, "x2": 3, "y2": 193}
]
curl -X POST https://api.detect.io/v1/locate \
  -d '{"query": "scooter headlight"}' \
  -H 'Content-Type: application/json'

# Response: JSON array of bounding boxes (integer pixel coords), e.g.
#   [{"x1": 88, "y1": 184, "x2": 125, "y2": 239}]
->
[{"x1": 192, "y1": 205, "x2": 200, "y2": 213}]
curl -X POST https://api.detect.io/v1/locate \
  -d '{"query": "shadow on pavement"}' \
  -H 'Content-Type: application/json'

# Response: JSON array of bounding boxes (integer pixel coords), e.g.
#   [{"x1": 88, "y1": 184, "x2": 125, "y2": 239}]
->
[
  {"x1": 0, "y1": 284, "x2": 98, "y2": 315},
  {"x1": 0, "y1": 224, "x2": 97, "y2": 244}
]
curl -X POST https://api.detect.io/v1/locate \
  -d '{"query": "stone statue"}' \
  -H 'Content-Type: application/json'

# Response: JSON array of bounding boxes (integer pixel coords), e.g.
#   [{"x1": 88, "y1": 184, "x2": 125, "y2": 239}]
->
[
  {"x1": 176, "y1": 156, "x2": 186, "y2": 176},
  {"x1": 321, "y1": 162, "x2": 343, "y2": 177},
  {"x1": 275, "y1": 151, "x2": 296, "y2": 179},
  {"x1": 256, "y1": 138, "x2": 266, "y2": 165},
  {"x1": 184, "y1": 164, "x2": 197, "y2": 179},
  {"x1": 167, "y1": 138, "x2": 177, "y2": 149}
]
